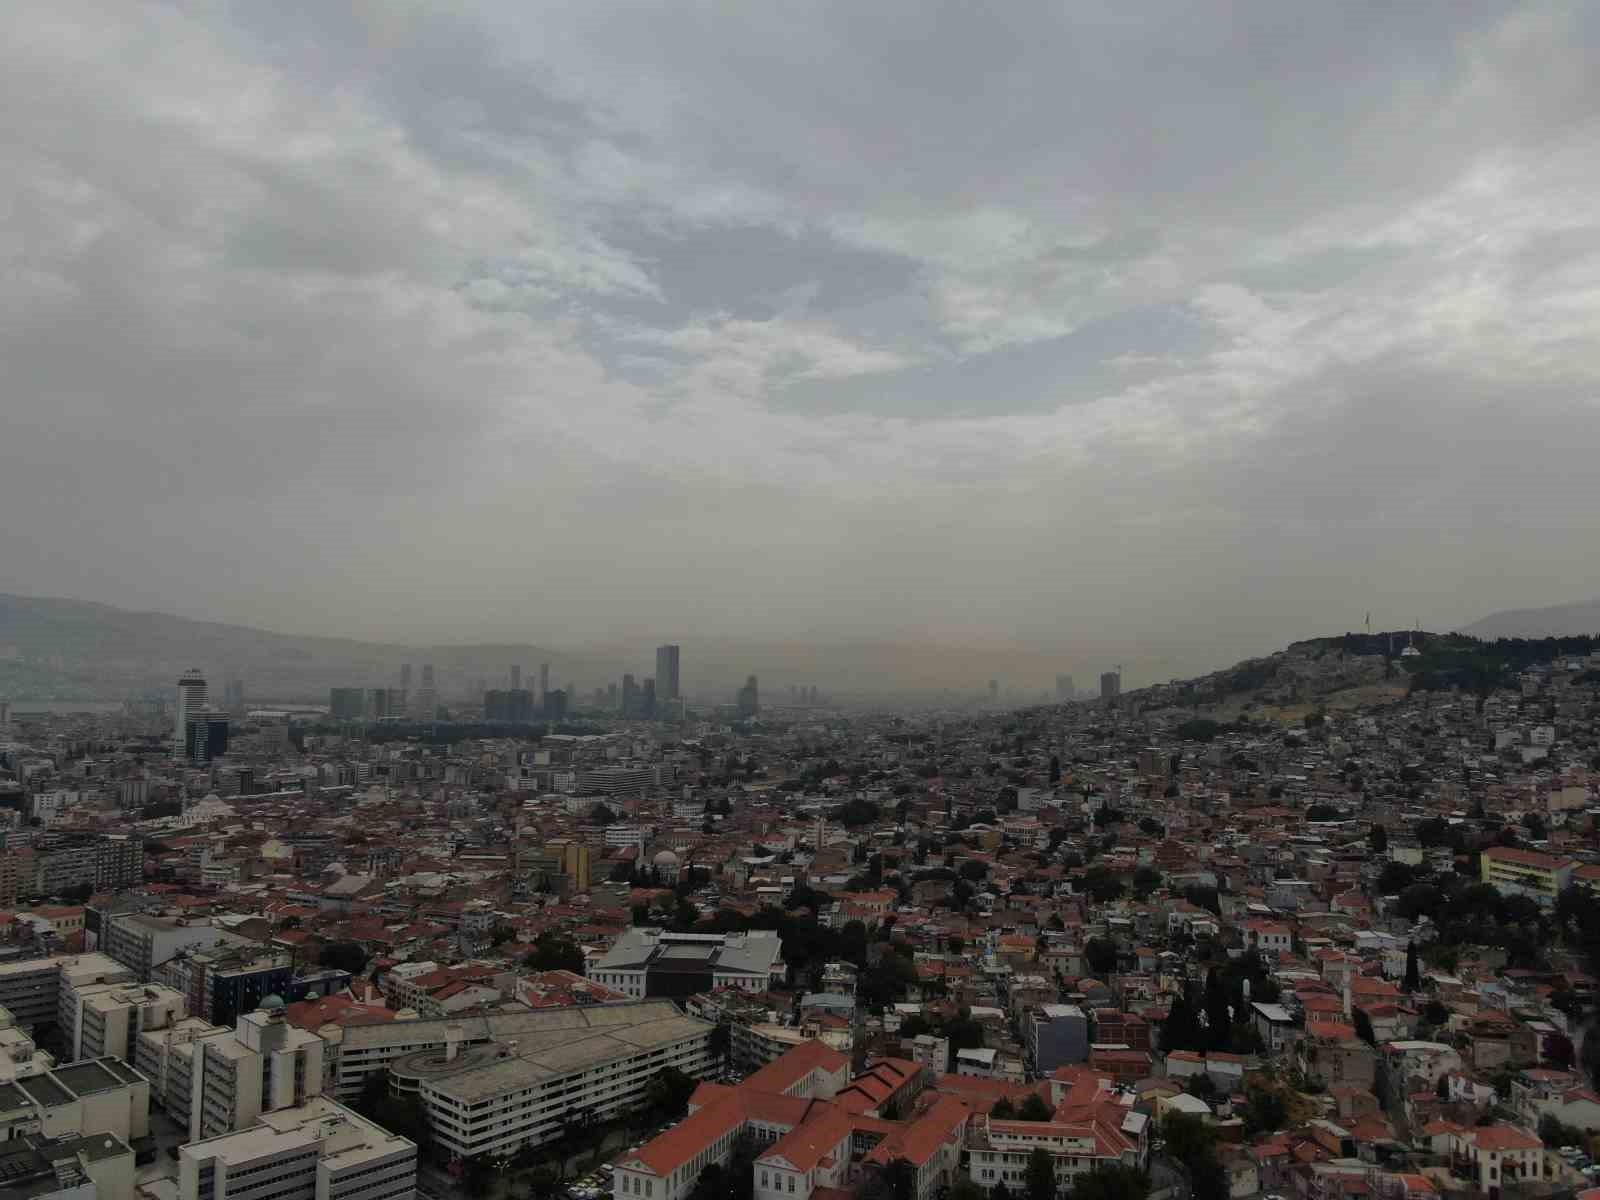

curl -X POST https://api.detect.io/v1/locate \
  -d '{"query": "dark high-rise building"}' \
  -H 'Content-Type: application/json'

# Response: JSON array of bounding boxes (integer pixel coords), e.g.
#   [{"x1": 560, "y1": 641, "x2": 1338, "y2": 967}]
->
[
  {"x1": 642, "y1": 678, "x2": 657, "y2": 719},
  {"x1": 484, "y1": 689, "x2": 534, "y2": 722},
  {"x1": 606, "y1": 682, "x2": 618, "y2": 710},
  {"x1": 1056, "y1": 674, "x2": 1075, "y2": 701},
  {"x1": 544, "y1": 689, "x2": 568, "y2": 720},
  {"x1": 329, "y1": 688, "x2": 366, "y2": 720},
  {"x1": 1100, "y1": 671, "x2": 1121, "y2": 700},
  {"x1": 510, "y1": 664, "x2": 522, "y2": 690},
  {"x1": 736, "y1": 674, "x2": 759, "y2": 719},
  {"x1": 655, "y1": 645, "x2": 681, "y2": 702},
  {"x1": 401, "y1": 663, "x2": 413, "y2": 690},
  {"x1": 621, "y1": 674, "x2": 639, "y2": 718},
  {"x1": 539, "y1": 663, "x2": 550, "y2": 704},
  {"x1": 185, "y1": 712, "x2": 230, "y2": 764}
]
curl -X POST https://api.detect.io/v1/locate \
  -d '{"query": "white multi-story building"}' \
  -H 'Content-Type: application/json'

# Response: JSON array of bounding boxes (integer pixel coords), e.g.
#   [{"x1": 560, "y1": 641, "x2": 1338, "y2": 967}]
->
[
  {"x1": 322, "y1": 1001, "x2": 710, "y2": 1160},
  {"x1": 0, "y1": 953, "x2": 132, "y2": 1035},
  {"x1": 178, "y1": 1096, "x2": 415, "y2": 1200},
  {"x1": 138, "y1": 998, "x2": 324, "y2": 1141},
  {"x1": 587, "y1": 929, "x2": 785, "y2": 1000},
  {"x1": 61, "y1": 980, "x2": 186, "y2": 1063}
]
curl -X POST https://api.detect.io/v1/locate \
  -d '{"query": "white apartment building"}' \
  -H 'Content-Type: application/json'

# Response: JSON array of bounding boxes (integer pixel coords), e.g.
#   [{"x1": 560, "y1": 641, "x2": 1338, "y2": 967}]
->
[
  {"x1": 0, "y1": 954, "x2": 131, "y2": 1036},
  {"x1": 138, "y1": 1000, "x2": 324, "y2": 1141},
  {"x1": 61, "y1": 980, "x2": 186, "y2": 1062},
  {"x1": 179, "y1": 1096, "x2": 415, "y2": 1200},
  {"x1": 0, "y1": 1057, "x2": 151, "y2": 1145},
  {"x1": 326, "y1": 1001, "x2": 710, "y2": 1161},
  {"x1": 587, "y1": 930, "x2": 785, "y2": 1000}
]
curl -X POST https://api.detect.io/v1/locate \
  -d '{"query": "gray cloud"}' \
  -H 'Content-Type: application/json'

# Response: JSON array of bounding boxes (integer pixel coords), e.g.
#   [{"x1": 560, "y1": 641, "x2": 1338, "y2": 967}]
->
[{"x1": 3, "y1": 0, "x2": 1599, "y2": 688}]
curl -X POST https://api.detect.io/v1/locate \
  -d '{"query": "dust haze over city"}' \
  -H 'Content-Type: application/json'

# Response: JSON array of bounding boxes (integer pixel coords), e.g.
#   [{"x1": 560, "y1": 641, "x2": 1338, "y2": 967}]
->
[
  {"x1": 4, "y1": 1, "x2": 1600, "y2": 702},
  {"x1": 14, "y1": 6, "x2": 1600, "y2": 1199}
]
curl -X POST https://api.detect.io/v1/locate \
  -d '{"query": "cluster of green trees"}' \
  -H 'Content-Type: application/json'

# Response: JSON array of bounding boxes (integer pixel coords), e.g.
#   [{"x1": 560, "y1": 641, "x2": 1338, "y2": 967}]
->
[{"x1": 1161, "y1": 954, "x2": 1277, "y2": 1053}]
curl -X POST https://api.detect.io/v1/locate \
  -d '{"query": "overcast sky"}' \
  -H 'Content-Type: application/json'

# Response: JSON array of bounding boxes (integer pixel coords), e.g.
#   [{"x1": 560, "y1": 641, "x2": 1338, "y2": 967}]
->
[{"x1": 4, "y1": 1, "x2": 1599, "y2": 681}]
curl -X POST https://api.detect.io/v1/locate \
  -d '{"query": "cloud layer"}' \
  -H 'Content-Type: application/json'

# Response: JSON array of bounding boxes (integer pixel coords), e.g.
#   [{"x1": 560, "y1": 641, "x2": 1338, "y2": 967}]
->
[{"x1": 4, "y1": 1, "x2": 1599, "y2": 683}]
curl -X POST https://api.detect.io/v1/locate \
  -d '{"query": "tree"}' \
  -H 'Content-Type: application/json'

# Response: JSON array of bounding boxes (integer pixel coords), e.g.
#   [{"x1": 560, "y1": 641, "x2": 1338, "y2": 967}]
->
[
  {"x1": 1132, "y1": 866, "x2": 1163, "y2": 898},
  {"x1": 1353, "y1": 1008, "x2": 1376, "y2": 1045},
  {"x1": 990, "y1": 1097, "x2": 1017, "y2": 1119},
  {"x1": 1080, "y1": 865, "x2": 1125, "y2": 903},
  {"x1": 319, "y1": 942, "x2": 368, "y2": 975},
  {"x1": 1067, "y1": 1166, "x2": 1149, "y2": 1200},
  {"x1": 524, "y1": 931, "x2": 585, "y2": 974},
  {"x1": 1161, "y1": 1113, "x2": 1228, "y2": 1200},
  {"x1": 1016, "y1": 1093, "x2": 1053, "y2": 1122},
  {"x1": 589, "y1": 803, "x2": 618, "y2": 825},
  {"x1": 1085, "y1": 937, "x2": 1118, "y2": 976},
  {"x1": 1241, "y1": 1087, "x2": 1287, "y2": 1135},
  {"x1": 645, "y1": 1066, "x2": 696, "y2": 1119},
  {"x1": 1024, "y1": 1148, "x2": 1055, "y2": 1200},
  {"x1": 1368, "y1": 824, "x2": 1388, "y2": 854},
  {"x1": 708, "y1": 1022, "x2": 731, "y2": 1072},
  {"x1": 1403, "y1": 941, "x2": 1421, "y2": 993},
  {"x1": 1203, "y1": 968, "x2": 1232, "y2": 1051}
]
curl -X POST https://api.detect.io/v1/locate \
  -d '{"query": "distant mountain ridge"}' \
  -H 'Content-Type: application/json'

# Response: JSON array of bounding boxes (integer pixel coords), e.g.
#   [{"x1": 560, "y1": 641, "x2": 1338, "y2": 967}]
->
[
  {"x1": 0, "y1": 592, "x2": 1132, "y2": 704},
  {"x1": 1459, "y1": 597, "x2": 1600, "y2": 639}
]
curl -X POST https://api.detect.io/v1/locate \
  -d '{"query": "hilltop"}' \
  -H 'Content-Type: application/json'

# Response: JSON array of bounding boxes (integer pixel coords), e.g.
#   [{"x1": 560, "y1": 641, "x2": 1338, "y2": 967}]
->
[
  {"x1": 1459, "y1": 596, "x2": 1600, "y2": 639},
  {"x1": 1118, "y1": 627, "x2": 1600, "y2": 725}
]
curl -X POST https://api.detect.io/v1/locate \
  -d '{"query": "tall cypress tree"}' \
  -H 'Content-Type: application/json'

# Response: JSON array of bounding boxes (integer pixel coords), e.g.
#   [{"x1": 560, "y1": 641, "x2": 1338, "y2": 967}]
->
[{"x1": 1404, "y1": 940, "x2": 1421, "y2": 993}]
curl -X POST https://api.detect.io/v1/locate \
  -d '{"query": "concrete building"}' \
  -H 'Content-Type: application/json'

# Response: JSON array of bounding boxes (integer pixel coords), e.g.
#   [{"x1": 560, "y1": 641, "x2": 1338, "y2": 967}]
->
[
  {"x1": 178, "y1": 1096, "x2": 416, "y2": 1200},
  {"x1": 138, "y1": 1000, "x2": 324, "y2": 1141},
  {"x1": 0, "y1": 1058, "x2": 150, "y2": 1145},
  {"x1": 60, "y1": 979, "x2": 186, "y2": 1062},
  {"x1": 101, "y1": 914, "x2": 231, "y2": 982},
  {"x1": 587, "y1": 929, "x2": 785, "y2": 1000},
  {"x1": 376, "y1": 1001, "x2": 710, "y2": 1160},
  {"x1": 1028, "y1": 1005, "x2": 1089, "y2": 1075},
  {"x1": 175, "y1": 669, "x2": 208, "y2": 757},
  {"x1": 0, "y1": 954, "x2": 132, "y2": 1036},
  {"x1": 0, "y1": 1132, "x2": 134, "y2": 1200},
  {"x1": 655, "y1": 646, "x2": 681, "y2": 702},
  {"x1": 1480, "y1": 846, "x2": 1575, "y2": 907}
]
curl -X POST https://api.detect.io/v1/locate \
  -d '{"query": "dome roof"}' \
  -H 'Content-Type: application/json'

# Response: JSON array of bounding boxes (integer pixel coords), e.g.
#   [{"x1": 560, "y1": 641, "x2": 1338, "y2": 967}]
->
[
  {"x1": 259, "y1": 994, "x2": 286, "y2": 1011},
  {"x1": 653, "y1": 849, "x2": 679, "y2": 866}
]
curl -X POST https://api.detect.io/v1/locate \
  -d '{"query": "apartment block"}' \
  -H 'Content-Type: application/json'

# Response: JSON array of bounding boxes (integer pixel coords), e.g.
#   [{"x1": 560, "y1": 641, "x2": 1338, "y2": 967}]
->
[{"x1": 178, "y1": 1096, "x2": 415, "y2": 1200}]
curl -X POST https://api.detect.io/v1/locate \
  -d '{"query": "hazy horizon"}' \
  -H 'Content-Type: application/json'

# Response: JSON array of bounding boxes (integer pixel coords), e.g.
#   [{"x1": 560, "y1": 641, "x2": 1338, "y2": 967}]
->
[{"x1": 4, "y1": 2, "x2": 1600, "y2": 668}]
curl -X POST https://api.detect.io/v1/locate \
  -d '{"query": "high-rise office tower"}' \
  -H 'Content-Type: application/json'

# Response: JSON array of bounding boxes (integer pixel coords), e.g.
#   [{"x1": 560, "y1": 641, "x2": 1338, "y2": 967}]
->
[
  {"x1": 642, "y1": 678, "x2": 656, "y2": 719},
  {"x1": 545, "y1": 689, "x2": 568, "y2": 721},
  {"x1": 1055, "y1": 674, "x2": 1075, "y2": 701},
  {"x1": 329, "y1": 689, "x2": 366, "y2": 720},
  {"x1": 510, "y1": 664, "x2": 522, "y2": 691},
  {"x1": 175, "y1": 669, "x2": 208, "y2": 755},
  {"x1": 222, "y1": 673, "x2": 245, "y2": 711},
  {"x1": 185, "y1": 712, "x2": 230, "y2": 764},
  {"x1": 415, "y1": 664, "x2": 436, "y2": 718},
  {"x1": 1100, "y1": 671, "x2": 1121, "y2": 700},
  {"x1": 606, "y1": 682, "x2": 618, "y2": 710},
  {"x1": 620, "y1": 674, "x2": 639, "y2": 718},
  {"x1": 655, "y1": 645, "x2": 681, "y2": 702},
  {"x1": 539, "y1": 663, "x2": 550, "y2": 705},
  {"x1": 737, "y1": 675, "x2": 759, "y2": 719}
]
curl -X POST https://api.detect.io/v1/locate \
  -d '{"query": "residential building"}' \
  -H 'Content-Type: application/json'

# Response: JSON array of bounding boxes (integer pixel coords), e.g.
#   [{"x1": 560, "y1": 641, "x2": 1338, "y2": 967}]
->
[
  {"x1": 587, "y1": 929, "x2": 785, "y2": 1000},
  {"x1": 1479, "y1": 846, "x2": 1575, "y2": 906},
  {"x1": 177, "y1": 1096, "x2": 416, "y2": 1200},
  {"x1": 1028, "y1": 1005, "x2": 1088, "y2": 1076}
]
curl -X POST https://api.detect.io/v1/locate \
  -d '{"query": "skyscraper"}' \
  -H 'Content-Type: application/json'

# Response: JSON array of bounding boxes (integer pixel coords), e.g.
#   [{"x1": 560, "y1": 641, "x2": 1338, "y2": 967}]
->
[
  {"x1": 642, "y1": 678, "x2": 657, "y2": 719},
  {"x1": 1055, "y1": 674, "x2": 1075, "y2": 701},
  {"x1": 415, "y1": 664, "x2": 436, "y2": 718},
  {"x1": 620, "y1": 674, "x2": 639, "y2": 718},
  {"x1": 736, "y1": 675, "x2": 759, "y2": 719},
  {"x1": 175, "y1": 669, "x2": 208, "y2": 755},
  {"x1": 655, "y1": 645, "x2": 681, "y2": 702},
  {"x1": 510, "y1": 664, "x2": 522, "y2": 691},
  {"x1": 1100, "y1": 671, "x2": 1121, "y2": 700},
  {"x1": 538, "y1": 663, "x2": 550, "y2": 706}
]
